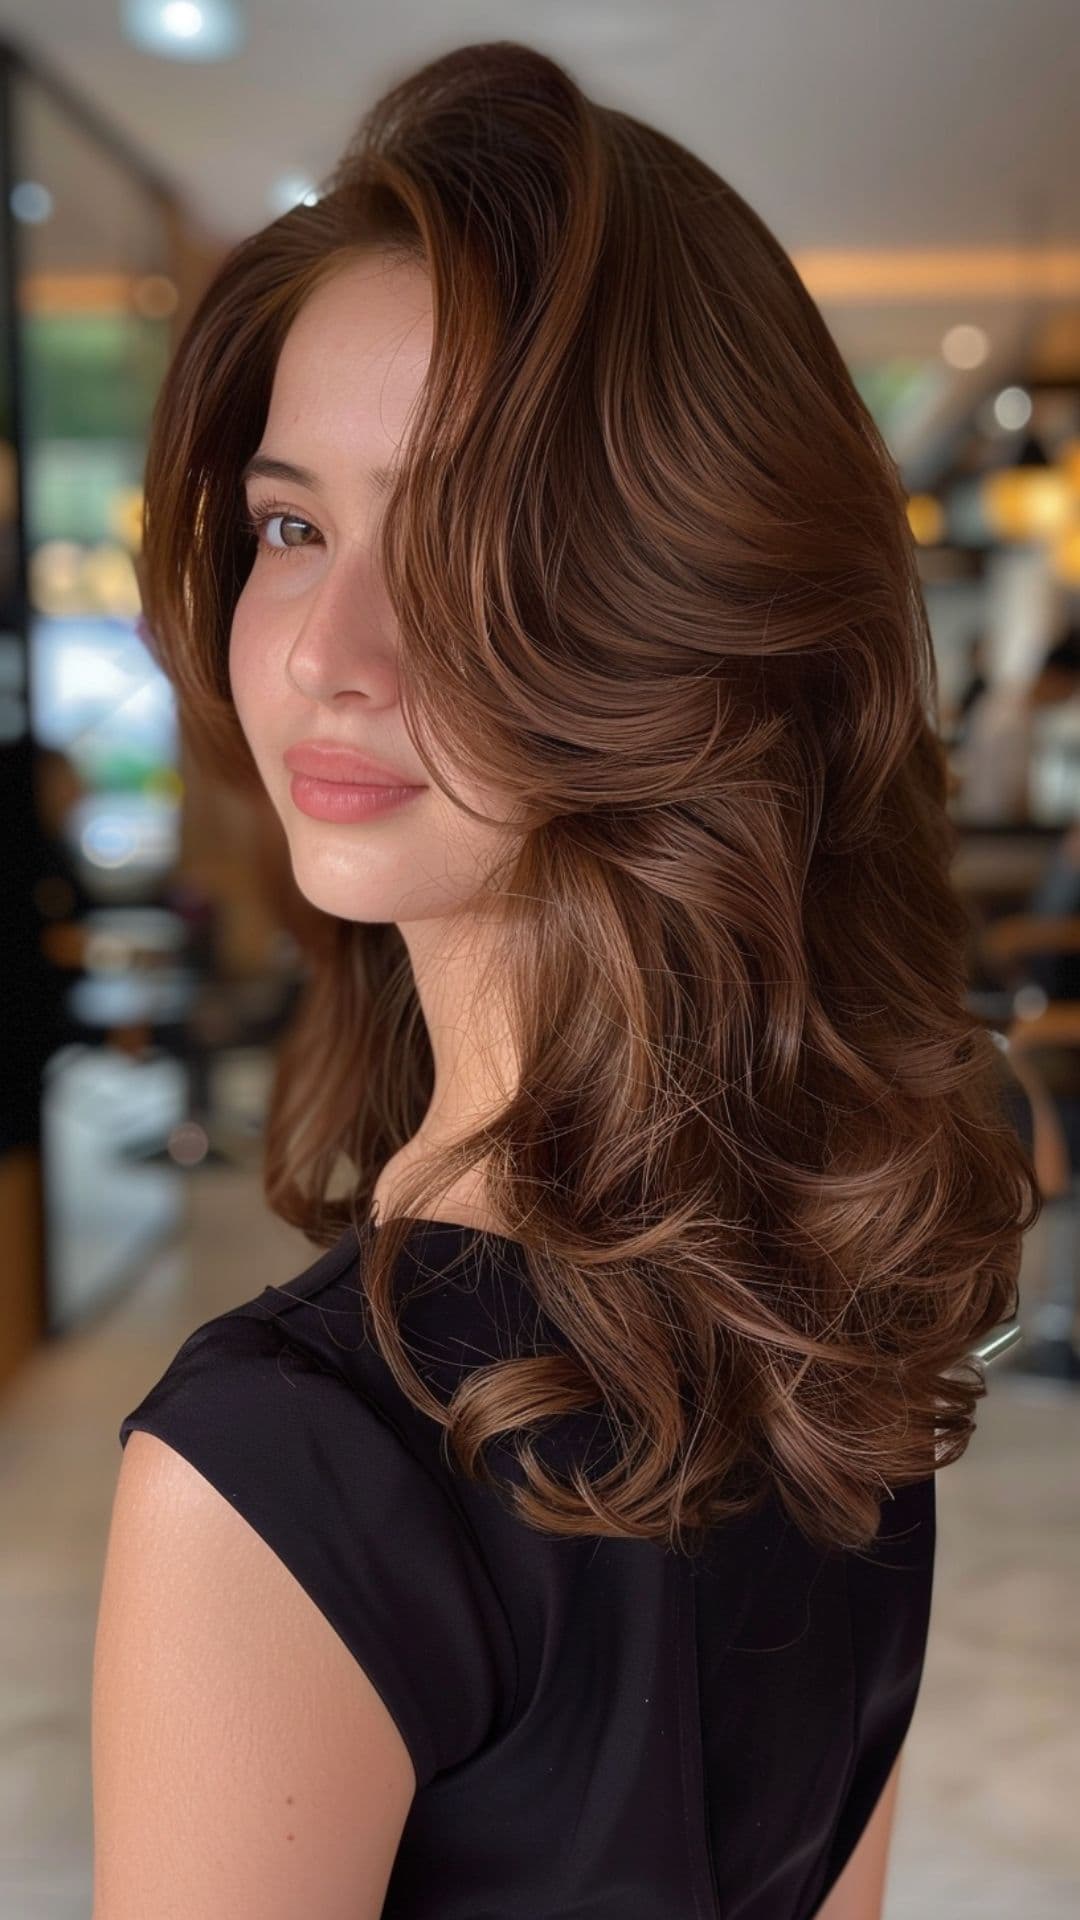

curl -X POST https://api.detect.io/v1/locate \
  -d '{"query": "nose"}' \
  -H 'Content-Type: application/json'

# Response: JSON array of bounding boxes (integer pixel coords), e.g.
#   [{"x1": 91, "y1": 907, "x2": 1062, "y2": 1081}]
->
[{"x1": 285, "y1": 550, "x2": 399, "y2": 705}]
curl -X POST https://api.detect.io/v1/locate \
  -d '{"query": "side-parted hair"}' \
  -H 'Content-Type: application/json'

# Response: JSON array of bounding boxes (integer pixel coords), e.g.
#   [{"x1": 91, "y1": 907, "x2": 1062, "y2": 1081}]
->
[{"x1": 139, "y1": 39, "x2": 1038, "y2": 1553}]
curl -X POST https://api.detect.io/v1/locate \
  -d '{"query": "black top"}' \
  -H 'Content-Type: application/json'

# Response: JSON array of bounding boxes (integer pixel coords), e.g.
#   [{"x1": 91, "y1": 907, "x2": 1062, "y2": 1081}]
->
[{"x1": 118, "y1": 1219, "x2": 937, "y2": 1919}]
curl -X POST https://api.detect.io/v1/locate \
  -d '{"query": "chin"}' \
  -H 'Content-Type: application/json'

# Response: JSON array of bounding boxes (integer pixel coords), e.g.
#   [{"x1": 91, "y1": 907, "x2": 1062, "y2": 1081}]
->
[
  {"x1": 282, "y1": 840, "x2": 387, "y2": 923},
  {"x1": 287, "y1": 832, "x2": 460, "y2": 926}
]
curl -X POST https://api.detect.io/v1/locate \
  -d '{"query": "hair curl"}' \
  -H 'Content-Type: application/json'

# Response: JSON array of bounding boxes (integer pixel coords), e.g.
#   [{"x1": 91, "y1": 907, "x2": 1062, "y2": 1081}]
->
[{"x1": 138, "y1": 38, "x2": 1038, "y2": 1554}]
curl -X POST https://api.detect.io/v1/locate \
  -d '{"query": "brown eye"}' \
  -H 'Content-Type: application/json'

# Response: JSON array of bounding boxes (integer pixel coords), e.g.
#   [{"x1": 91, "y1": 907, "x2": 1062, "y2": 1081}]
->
[{"x1": 243, "y1": 500, "x2": 322, "y2": 559}]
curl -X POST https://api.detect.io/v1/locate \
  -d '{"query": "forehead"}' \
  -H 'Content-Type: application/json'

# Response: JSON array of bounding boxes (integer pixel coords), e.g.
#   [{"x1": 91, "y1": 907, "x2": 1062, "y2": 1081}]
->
[{"x1": 262, "y1": 253, "x2": 434, "y2": 469}]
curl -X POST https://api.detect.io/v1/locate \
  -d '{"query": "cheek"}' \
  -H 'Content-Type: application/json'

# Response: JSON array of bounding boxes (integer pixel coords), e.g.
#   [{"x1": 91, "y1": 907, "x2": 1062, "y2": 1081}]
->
[{"x1": 228, "y1": 592, "x2": 273, "y2": 736}]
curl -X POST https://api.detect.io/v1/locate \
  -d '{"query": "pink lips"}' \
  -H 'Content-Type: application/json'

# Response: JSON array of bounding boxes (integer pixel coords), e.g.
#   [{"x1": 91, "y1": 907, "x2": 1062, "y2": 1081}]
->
[
  {"x1": 283, "y1": 740, "x2": 426, "y2": 824},
  {"x1": 283, "y1": 740, "x2": 422, "y2": 786}
]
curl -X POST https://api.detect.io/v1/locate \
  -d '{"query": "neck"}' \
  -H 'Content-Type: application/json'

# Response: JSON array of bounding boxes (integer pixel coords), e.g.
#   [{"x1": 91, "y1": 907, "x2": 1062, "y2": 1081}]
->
[{"x1": 373, "y1": 909, "x2": 518, "y2": 1226}]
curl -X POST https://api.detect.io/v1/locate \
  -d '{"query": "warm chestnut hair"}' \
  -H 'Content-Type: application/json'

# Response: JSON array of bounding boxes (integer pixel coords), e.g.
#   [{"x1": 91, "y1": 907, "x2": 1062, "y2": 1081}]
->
[{"x1": 138, "y1": 39, "x2": 1038, "y2": 1553}]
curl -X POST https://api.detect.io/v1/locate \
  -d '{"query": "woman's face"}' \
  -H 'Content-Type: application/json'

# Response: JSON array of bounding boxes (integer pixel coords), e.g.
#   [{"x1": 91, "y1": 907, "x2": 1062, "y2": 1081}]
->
[{"x1": 230, "y1": 250, "x2": 518, "y2": 927}]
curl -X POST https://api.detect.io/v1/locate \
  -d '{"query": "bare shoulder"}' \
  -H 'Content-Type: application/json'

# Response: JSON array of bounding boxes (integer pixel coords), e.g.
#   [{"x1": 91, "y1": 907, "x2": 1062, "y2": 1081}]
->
[{"x1": 92, "y1": 1429, "x2": 415, "y2": 1920}]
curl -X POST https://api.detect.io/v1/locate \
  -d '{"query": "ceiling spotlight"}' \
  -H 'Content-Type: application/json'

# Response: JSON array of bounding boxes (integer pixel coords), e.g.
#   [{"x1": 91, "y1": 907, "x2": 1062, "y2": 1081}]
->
[
  {"x1": 9, "y1": 180, "x2": 53, "y2": 223},
  {"x1": 993, "y1": 386, "x2": 1033, "y2": 432},
  {"x1": 267, "y1": 174, "x2": 322, "y2": 215},
  {"x1": 941, "y1": 323, "x2": 989, "y2": 370},
  {"x1": 121, "y1": 0, "x2": 245, "y2": 60}
]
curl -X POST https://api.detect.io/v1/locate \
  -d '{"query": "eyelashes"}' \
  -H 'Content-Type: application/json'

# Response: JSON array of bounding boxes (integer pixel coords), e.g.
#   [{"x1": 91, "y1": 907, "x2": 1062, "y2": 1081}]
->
[{"x1": 241, "y1": 495, "x2": 322, "y2": 560}]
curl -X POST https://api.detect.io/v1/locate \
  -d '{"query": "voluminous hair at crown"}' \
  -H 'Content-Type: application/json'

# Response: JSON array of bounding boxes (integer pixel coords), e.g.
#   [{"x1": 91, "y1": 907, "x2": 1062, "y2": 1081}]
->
[{"x1": 138, "y1": 38, "x2": 1037, "y2": 1554}]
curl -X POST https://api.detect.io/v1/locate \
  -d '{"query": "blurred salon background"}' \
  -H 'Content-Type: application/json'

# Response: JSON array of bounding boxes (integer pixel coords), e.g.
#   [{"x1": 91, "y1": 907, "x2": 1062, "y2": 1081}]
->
[{"x1": 0, "y1": 4, "x2": 1077, "y2": 1915}]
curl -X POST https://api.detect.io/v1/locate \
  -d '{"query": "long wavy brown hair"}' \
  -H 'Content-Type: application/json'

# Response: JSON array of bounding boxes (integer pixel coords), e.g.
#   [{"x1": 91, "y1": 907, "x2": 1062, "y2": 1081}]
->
[{"x1": 138, "y1": 38, "x2": 1038, "y2": 1554}]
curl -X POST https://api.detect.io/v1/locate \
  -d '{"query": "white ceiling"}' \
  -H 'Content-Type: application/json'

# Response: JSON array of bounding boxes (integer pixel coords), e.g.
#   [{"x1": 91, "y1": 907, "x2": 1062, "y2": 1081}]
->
[
  {"x1": 2, "y1": 0, "x2": 1079, "y2": 471},
  {"x1": 2, "y1": 0, "x2": 1078, "y2": 250}
]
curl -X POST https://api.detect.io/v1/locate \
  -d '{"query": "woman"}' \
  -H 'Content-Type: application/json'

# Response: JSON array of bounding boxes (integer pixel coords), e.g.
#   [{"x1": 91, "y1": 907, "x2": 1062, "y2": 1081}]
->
[{"x1": 92, "y1": 40, "x2": 1036, "y2": 1920}]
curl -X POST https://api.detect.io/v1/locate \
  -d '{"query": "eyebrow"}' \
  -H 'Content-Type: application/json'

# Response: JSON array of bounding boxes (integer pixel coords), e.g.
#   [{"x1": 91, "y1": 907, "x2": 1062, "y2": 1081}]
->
[{"x1": 239, "y1": 453, "x2": 398, "y2": 494}]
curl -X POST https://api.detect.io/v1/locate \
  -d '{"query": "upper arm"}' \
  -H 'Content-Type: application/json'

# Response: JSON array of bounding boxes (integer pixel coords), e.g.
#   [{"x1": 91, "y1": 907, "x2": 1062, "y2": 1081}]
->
[
  {"x1": 92, "y1": 1430, "x2": 416, "y2": 1920},
  {"x1": 812, "y1": 1746, "x2": 904, "y2": 1920}
]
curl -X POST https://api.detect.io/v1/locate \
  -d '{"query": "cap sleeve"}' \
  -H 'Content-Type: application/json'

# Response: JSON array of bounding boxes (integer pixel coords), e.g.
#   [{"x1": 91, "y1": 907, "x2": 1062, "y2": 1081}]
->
[
  {"x1": 817, "y1": 1471, "x2": 937, "y2": 1899},
  {"x1": 118, "y1": 1305, "x2": 506, "y2": 1791}
]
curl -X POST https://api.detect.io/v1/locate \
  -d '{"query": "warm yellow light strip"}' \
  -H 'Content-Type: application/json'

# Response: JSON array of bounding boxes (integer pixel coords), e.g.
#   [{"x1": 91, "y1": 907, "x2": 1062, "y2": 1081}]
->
[
  {"x1": 20, "y1": 272, "x2": 139, "y2": 312},
  {"x1": 794, "y1": 247, "x2": 1080, "y2": 303},
  {"x1": 22, "y1": 250, "x2": 1080, "y2": 313}
]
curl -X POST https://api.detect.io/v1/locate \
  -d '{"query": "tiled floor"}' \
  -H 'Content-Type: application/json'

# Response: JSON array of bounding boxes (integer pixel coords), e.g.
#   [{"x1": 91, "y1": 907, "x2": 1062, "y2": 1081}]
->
[{"x1": 1, "y1": 1163, "x2": 1078, "y2": 1916}]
